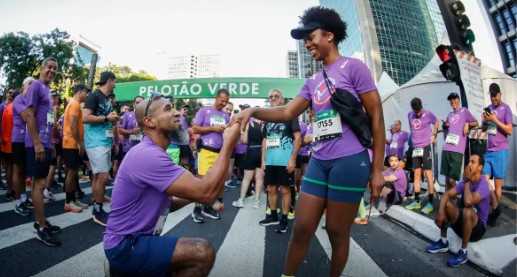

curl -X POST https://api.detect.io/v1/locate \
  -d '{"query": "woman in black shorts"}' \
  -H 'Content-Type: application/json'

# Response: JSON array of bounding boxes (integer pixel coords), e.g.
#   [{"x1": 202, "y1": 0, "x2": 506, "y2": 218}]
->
[{"x1": 232, "y1": 119, "x2": 264, "y2": 209}]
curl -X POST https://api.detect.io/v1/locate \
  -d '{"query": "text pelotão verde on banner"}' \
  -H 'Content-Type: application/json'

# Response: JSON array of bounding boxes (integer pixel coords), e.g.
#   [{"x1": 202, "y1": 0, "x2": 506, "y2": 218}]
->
[{"x1": 114, "y1": 77, "x2": 306, "y2": 101}]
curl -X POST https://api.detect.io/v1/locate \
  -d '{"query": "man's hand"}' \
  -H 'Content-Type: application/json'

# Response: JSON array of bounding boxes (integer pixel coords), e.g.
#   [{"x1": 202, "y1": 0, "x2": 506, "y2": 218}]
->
[
  {"x1": 51, "y1": 146, "x2": 56, "y2": 159},
  {"x1": 261, "y1": 161, "x2": 266, "y2": 173},
  {"x1": 435, "y1": 211, "x2": 445, "y2": 227},
  {"x1": 212, "y1": 125, "x2": 225, "y2": 133},
  {"x1": 231, "y1": 109, "x2": 253, "y2": 133},
  {"x1": 463, "y1": 123, "x2": 470, "y2": 136},
  {"x1": 485, "y1": 111, "x2": 497, "y2": 123},
  {"x1": 34, "y1": 142, "x2": 45, "y2": 162},
  {"x1": 441, "y1": 119, "x2": 450, "y2": 130},
  {"x1": 107, "y1": 112, "x2": 120, "y2": 123},
  {"x1": 431, "y1": 135, "x2": 436, "y2": 144},
  {"x1": 114, "y1": 144, "x2": 120, "y2": 155},
  {"x1": 78, "y1": 143, "x2": 85, "y2": 157},
  {"x1": 223, "y1": 122, "x2": 241, "y2": 146},
  {"x1": 132, "y1": 127, "x2": 141, "y2": 135},
  {"x1": 369, "y1": 171, "x2": 384, "y2": 197},
  {"x1": 287, "y1": 158, "x2": 295, "y2": 174}
]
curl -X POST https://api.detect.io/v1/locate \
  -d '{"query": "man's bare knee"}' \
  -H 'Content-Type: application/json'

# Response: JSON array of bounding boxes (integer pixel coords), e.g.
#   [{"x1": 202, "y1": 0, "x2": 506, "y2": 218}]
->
[{"x1": 463, "y1": 208, "x2": 475, "y2": 220}]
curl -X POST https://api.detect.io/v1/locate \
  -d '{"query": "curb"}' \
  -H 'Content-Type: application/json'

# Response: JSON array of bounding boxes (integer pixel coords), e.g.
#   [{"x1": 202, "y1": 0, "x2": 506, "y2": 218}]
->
[{"x1": 384, "y1": 205, "x2": 517, "y2": 276}]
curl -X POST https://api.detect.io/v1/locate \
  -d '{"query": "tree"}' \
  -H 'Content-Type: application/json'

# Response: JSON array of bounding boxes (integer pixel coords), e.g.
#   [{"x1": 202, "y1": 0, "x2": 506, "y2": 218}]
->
[
  {"x1": 0, "y1": 29, "x2": 88, "y2": 94},
  {"x1": 94, "y1": 64, "x2": 157, "y2": 84}
]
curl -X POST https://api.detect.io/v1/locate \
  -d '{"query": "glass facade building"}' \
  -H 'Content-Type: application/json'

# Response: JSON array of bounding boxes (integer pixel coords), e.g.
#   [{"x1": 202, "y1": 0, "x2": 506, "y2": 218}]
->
[
  {"x1": 483, "y1": 0, "x2": 516, "y2": 77},
  {"x1": 320, "y1": 0, "x2": 445, "y2": 85}
]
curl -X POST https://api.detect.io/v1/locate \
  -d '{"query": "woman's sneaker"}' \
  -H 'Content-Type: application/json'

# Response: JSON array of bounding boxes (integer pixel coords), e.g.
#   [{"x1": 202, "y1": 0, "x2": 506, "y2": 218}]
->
[
  {"x1": 232, "y1": 198, "x2": 244, "y2": 208},
  {"x1": 253, "y1": 200, "x2": 261, "y2": 209},
  {"x1": 405, "y1": 200, "x2": 421, "y2": 210}
]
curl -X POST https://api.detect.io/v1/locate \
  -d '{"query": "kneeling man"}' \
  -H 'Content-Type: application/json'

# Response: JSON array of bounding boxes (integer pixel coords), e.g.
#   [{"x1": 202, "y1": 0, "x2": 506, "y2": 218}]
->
[
  {"x1": 103, "y1": 94, "x2": 240, "y2": 276},
  {"x1": 426, "y1": 154, "x2": 490, "y2": 267}
]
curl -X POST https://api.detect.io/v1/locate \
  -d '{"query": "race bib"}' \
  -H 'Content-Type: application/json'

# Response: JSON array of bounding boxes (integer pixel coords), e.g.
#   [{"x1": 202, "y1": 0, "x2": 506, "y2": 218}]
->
[
  {"x1": 266, "y1": 135, "x2": 280, "y2": 148},
  {"x1": 390, "y1": 142, "x2": 398, "y2": 149},
  {"x1": 46, "y1": 110, "x2": 54, "y2": 125},
  {"x1": 445, "y1": 134, "x2": 460, "y2": 145},
  {"x1": 412, "y1": 148, "x2": 424, "y2": 157},
  {"x1": 129, "y1": 133, "x2": 143, "y2": 142},
  {"x1": 210, "y1": 115, "x2": 226, "y2": 127},
  {"x1": 105, "y1": 127, "x2": 114, "y2": 139},
  {"x1": 487, "y1": 123, "x2": 497, "y2": 136},
  {"x1": 152, "y1": 207, "x2": 170, "y2": 235},
  {"x1": 314, "y1": 110, "x2": 342, "y2": 141}
]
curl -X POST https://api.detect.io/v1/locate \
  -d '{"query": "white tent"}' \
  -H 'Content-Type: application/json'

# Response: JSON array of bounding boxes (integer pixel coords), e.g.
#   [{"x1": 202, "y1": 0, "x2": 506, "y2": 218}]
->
[
  {"x1": 377, "y1": 71, "x2": 399, "y2": 98},
  {"x1": 381, "y1": 53, "x2": 517, "y2": 188}
]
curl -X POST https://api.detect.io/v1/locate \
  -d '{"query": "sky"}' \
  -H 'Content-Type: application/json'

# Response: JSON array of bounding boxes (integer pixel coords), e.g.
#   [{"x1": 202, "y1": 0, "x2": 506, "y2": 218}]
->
[{"x1": 0, "y1": 0, "x2": 318, "y2": 79}]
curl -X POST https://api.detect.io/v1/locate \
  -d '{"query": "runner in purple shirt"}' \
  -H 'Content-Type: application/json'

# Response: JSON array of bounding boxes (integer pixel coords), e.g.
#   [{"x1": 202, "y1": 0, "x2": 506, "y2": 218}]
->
[
  {"x1": 385, "y1": 120, "x2": 409, "y2": 170},
  {"x1": 382, "y1": 155, "x2": 408, "y2": 205},
  {"x1": 440, "y1": 93, "x2": 478, "y2": 191},
  {"x1": 295, "y1": 120, "x2": 310, "y2": 201},
  {"x1": 405, "y1": 97, "x2": 439, "y2": 214},
  {"x1": 20, "y1": 57, "x2": 61, "y2": 247},
  {"x1": 103, "y1": 95, "x2": 241, "y2": 277},
  {"x1": 118, "y1": 96, "x2": 144, "y2": 154},
  {"x1": 427, "y1": 154, "x2": 490, "y2": 267},
  {"x1": 481, "y1": 83, "x2": 513, "y2": 224},
  {"x1": 232, "y1": 7, "x2": 385, "y2": 275}
]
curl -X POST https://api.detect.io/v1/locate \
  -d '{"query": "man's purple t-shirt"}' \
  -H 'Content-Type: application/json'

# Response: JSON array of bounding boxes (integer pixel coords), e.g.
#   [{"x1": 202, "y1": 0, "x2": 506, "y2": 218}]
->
[
  {"x1": 383, "y1": 167, "x2": 407, "y2": 197},
  {"x1": 24, "y1": 80, "x2": 52, "y2": 149},
  {"x1": 386, "y1": 131, "x2": 409, "y2": 159},
  {"x1": 121, "y1": 111, "x2": 140, "y2": 153},
  {"x1": 408, "y1": 110, "x2": 437, "y2": 148},
  {"x1": 455, "y1": 178, "x2": 490, "y2": 227},
  {"x1": 12, "y1": 95, "x2": 27, "y2": 143},
  {"x1": 486, "y1": 103, "x2": 513, "y2": 151},
  {"x1": 297, "y1": 56, "x2": 377, "y2": 160},
  {"x1": 298, "y1": 121, "x2": 309, "y2": 156},
  {"x1": 443, "y1": 107, "x2": 477, "y2": 153},
  {"x1": 104, "y1": 136, "x2": 186, "y2": 250},
  {"x1": 193, "y1": 106, "x2": 229, "y2": 150}
]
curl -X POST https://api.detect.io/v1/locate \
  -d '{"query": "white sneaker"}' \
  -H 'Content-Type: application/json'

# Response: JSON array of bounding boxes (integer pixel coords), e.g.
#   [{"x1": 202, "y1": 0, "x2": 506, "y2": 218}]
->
[
  {"x1": 64, "y1": 201, "x2": 82, "y2": 213},
  {"x1": 212, "y1": 200, "x2": 224, "y2": 211},
  {"x1": 73, "y1": 199, "x2": 88, "y2": 210},
  {"x1": 43, "y1": 189, "x2": 56, "y2": 201},
  {"x1": 253, "y1": 200, "x2": 261, "y2": 209},
  {"x1": 232, "y1": 198, "x2": 244, "y2": 208}
]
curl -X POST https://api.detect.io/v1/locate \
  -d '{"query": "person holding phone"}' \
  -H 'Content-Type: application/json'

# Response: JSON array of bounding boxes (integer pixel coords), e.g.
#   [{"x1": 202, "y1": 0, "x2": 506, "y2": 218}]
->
[
  {"x1": 481, "y1": 83, "x2": 513, "y2": 226},
  {"x1": 440, "y1": 93, "x2": 478, "y2": 191}
]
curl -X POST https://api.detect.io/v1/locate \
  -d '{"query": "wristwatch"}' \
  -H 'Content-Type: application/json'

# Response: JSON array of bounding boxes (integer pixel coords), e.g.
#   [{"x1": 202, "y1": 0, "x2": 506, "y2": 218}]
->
[{"x1": 104, "y1": 116, "x2": 108, "y2": 123}]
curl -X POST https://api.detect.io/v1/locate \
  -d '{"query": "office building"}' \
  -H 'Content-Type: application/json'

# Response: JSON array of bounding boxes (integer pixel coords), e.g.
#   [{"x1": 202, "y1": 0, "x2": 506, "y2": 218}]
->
[
  {"x1": 286, "y1": 50, "x2": 299, "y2": 78},
  {"x1": 297, "y1": 40, "x2": 322, "y2": 78},
  {"x1": 168, "y1": 54, "x2": 220, "y2": 79}
]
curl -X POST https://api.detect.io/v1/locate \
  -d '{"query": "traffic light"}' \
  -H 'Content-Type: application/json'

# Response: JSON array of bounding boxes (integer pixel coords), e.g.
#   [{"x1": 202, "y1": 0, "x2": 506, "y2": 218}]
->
[
  {"x1": 436, "y1": 44, "x2": 460, "y2": 83},
  {"x1": 437, "y1": 0, "x2": 476, "y2": 54}
]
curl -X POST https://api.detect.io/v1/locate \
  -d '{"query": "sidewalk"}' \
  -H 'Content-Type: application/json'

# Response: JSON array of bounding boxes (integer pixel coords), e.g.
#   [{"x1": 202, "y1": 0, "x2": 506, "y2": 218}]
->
[{"x1": 381, "y1": 192, "x2": 517, "y2": 276}]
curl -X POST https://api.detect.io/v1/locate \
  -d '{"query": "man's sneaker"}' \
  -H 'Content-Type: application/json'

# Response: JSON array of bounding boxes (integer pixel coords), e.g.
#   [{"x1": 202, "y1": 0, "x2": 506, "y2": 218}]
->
[
  {"x1": 73, "y1": 200, "x2": 88, "y2": 210},
  {"x1": 259, "y1": 214, "x2": 279, "y2": 226},
  {"x1": 76, "y1": 190, "x2": 86, "y2": 200},
  {"x1": 225, "y1": 180, "x2": 237, "y2": 188},
  {"x1": 447, "y1": 249, "x2": 468, "y2": 267},
  {"x1": 64, "y1": 202, "x2": 83, "y2": 213},
  {"x1": 275, "y1": 219, "x2": 288, "y2": 233},
  {"x1": 36, "y1": 227, "x2": 61, "y2": 247},
  {"x1": 354, "y1": 217, "x2": 368, "y2": 225},
  {"x1": 33, "y1": 220, "x2": 61, "y2": 234},
  {"x1": 0, "y1": 181, "x2": 6, "y2": 190},
  {"x1": 191, "y1": 207, "x2": 205, "y2": 223},
  {"x1": 23, "y1": 198, "x2": 34, "y2": 209},
  {"x1": 43, "y1": 189, "x2": 56, "y2": 201},
  {"x1": 421, "y1": 203, "x2": 434, "y2": 214},
  {"x1": 253, "y1": 200, "x2": 261, "y2": 209},
  {"x1": 265, "y1": 207, "x2": 280, "y2": 215},
  {"x1": 405, "y1": 201, "x2": 421, "y2": 210},
  {"x1": 232, "y1": 198, "x2": 244, "y2": 208},
  {"x1": 212, "y1": 200, "x2": 224, "y2": 211},
  {"x1": 14, "y1": 204, "x2": 31, "y2": 216},
  {"x1": 426, "y1": 239, "x2": 449, "y2": 253},
  {"x1": 5, "y1": 190, "x2": 15, "y2": 202},
  {"x1": 103, "y1": 195, "x2": 111, "y2": 203},
  {"x1": 202, "y1": 206, "x2": 221, "y2": 220},
  {"x1": 92, "y1": 208, "x2": 109, "y2": 227},
  {"x1": 287, "y1": 211, "x2": 295, "y2": 220}
]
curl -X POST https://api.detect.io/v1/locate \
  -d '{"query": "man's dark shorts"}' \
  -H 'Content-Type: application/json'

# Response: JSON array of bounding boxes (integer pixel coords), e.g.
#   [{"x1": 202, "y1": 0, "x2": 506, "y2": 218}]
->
[
  {"x1": 411, "y1": 145, "x2": 433, "y2": 170},
  {"x1": 12, "y1": 142, "x2": 26, "y2": 166},
  {"x1": 295, "y1": 155, "x2": 310, "y2": 169},
  {"x1": 451, "y1": 209, "x2": 486, "y2": 242},
  {"x1": 440, "y1": 150, "x2": 463, "y2": 181},
  {"x1": 179, "y1": 145, "x2": 191, "y2": 160},
  {"x1": 63, "y1": 148, "x2": 81, "y2": 170},
  {"x1": 264, "y1": 165, "x2": 294, "y2": 186},
  {"x1": 50, "y1": 143, "x2": 62, "y2": 166},
  {"x1": 105, "y1": 233, "x2": 178, "y2": 277},
  {"x1": 1, "y1": 151, "x2": 12, "y2": 163},
  {"x1": 26, "y1": 147, "x2": 52, "y2": 179}
]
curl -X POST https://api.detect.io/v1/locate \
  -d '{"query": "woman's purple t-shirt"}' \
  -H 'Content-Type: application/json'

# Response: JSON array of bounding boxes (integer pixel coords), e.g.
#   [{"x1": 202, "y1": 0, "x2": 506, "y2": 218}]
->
[{"x1": 12, "y1": 95, "x2": 27, "y2": 143}]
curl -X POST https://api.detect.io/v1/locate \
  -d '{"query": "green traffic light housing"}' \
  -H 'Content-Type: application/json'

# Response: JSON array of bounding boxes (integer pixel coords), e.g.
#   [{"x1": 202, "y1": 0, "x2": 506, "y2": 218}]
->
[{"x1": 462, "y1": 29, "x2": 476, "y2": 45}]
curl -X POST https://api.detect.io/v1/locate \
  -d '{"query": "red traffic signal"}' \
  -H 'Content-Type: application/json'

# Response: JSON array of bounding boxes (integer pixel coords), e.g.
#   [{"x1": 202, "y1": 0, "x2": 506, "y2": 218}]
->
[
  {"x1": 435, "y1": 44, "x2": 461, "y2": 83},
  {"x1": 436, "y1": 45, "x2": 453, "y2": 62}
]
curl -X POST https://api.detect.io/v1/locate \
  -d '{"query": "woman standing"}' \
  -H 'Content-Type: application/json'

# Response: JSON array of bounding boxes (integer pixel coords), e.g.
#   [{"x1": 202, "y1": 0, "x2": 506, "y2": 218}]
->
[{"x1": 233, "y1": 6, "x2": 385, "y2": 277}]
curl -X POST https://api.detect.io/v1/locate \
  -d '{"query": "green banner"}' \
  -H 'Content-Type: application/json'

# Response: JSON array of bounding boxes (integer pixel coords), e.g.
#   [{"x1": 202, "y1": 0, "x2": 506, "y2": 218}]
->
[{"x1": 114, "y1": 77, "x2": 306, "y2": 101}]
